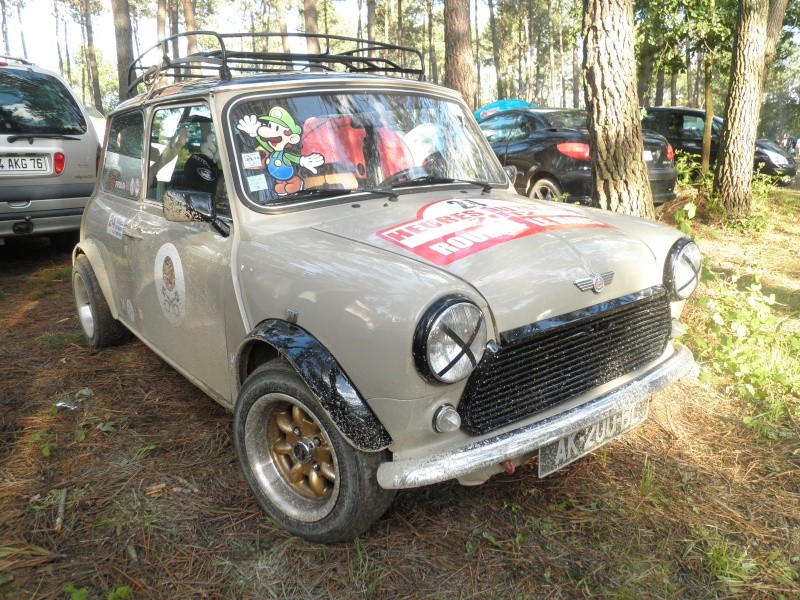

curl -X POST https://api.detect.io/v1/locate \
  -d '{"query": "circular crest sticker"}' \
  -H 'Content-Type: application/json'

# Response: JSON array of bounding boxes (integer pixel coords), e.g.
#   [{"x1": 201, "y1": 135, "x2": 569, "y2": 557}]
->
[{"x1": 154, "y1": 243, "x2": 186, "y2": 324}]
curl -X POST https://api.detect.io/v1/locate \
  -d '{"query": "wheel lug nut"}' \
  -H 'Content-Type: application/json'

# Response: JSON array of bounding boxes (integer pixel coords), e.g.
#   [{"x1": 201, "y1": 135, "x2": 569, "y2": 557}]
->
[
  {"x1": 293, "y1": 427, "x2": 301, "y2": 436},
  {"x1": 312, "y1": 463, "x2": 320, "y2": 471},
  {"x1": 313, "y1": 437, "x2": 321, "y2": 446}
]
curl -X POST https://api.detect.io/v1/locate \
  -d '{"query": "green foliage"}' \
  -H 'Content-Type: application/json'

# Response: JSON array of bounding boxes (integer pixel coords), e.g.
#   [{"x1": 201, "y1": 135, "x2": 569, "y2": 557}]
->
[
  {"x1": 689, "y1": 268, "x2": 800, "y2": 440},
  {"x1": 673, "y1": 202, "x2": 696, "y2": 234},
  {"x1": 63, "y1": 583, "x2": 89, "y2": 600}
]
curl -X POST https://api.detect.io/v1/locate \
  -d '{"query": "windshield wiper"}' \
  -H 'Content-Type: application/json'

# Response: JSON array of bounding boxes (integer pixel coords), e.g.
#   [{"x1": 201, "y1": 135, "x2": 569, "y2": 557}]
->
[
  {"x1": 388, "y1": 175, "x2": 494, "y2": 193},
  {"x1": 7, "y1": 133, "x2": 81, "y2": 144},
  {"x1": 278, "y1": 187, "x2": 399, "y2": 203}
]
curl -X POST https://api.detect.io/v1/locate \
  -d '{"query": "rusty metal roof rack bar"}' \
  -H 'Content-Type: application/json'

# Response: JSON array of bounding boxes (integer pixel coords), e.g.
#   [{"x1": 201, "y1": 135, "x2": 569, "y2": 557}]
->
[{"x1": 127, "y1": 30, "x2": 425, "y2": 99}]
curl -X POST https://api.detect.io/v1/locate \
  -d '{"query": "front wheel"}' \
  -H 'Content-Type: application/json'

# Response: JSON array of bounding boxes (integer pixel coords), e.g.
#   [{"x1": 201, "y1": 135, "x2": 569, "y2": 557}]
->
[
  {"x1": 233, "y1": 362, "x2": 395, "y2": 543},
  {"x1": 528, "y1": 177, "x2": 563, "y2": 201},
  {"x1": 72, "y1": 255, "x2": 132, "y2": 349}
]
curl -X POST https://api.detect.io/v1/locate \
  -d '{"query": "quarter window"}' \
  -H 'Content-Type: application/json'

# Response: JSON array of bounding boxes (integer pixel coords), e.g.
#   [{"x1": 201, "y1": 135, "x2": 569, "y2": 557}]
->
[{"x1": 102, "y1": 111, "x2": 144, "y2": 200}]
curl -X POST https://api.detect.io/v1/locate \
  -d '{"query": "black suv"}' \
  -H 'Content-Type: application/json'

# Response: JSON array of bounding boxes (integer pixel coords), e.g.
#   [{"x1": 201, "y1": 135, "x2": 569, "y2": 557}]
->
[
  {"x1": 642, "y1": 106, "x2": 797, "y2": 184},
  {"x1": 479, "y1": 108, "x2": 677, "y2": 205}
]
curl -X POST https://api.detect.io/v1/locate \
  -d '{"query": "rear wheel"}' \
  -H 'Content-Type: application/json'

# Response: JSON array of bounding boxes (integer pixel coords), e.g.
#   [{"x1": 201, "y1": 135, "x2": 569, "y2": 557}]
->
[
  {"x1": 234, "y1": 362, "x2": 395, "y2": 543},
  {"x1": 72, "y1": 255, "x2": 132, "y2": 349},
  {"x1": 528, "y1": 177, "x2": 563, "y2": 201}
]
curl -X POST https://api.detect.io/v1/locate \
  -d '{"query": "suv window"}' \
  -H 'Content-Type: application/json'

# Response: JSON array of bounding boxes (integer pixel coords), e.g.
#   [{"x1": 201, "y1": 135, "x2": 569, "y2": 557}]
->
[
  {"x1": 0, "y1": 67, "x2": 87, "y2": 135},
  {"x1": 102, "y1": 111, "x2": 144, "y2": 200}
]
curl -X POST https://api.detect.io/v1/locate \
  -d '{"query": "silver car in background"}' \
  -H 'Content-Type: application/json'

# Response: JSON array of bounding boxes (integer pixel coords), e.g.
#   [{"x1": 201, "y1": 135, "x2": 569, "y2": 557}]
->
[{"x1": 1, "y1": 56, "x2": 100, "y2": 250}]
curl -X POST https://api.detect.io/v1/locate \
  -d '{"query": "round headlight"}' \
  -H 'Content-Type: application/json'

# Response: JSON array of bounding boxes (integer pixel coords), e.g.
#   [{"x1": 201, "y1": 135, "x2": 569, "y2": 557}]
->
[
  {"x1": 414, "y1": 297, "x2": 488, "y2": 384},
  {"x1": 665, "y1": 238, "x2": 701, "y2": 300}
]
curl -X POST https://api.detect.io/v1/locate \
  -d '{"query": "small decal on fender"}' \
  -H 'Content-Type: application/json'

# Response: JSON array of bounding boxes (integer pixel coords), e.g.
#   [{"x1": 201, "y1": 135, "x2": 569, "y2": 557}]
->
[
  {"x1": 107, "y1": 213, "x2": 125, "y2": 239},
  {"x1": 377, "y1": 198, "x2": 614, "y2": 265}
]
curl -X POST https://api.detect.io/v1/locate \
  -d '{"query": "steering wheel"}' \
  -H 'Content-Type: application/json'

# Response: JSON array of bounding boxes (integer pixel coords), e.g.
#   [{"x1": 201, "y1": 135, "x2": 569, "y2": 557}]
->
[{"x1": 378, "y1": 166, "x2": 428, "y2": 188}]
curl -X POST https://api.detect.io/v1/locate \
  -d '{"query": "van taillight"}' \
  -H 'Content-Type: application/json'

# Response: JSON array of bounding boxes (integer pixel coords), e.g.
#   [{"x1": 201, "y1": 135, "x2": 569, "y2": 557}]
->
[
  {"x1": 667, "y1": 144, "x2": 675, "y2": 162},
  {"x1": 556, "y1": 142, "x2": 591, "y2": 161},
  {"x1": 54, "y1": 152, "x2": 65, "y2": 174}
]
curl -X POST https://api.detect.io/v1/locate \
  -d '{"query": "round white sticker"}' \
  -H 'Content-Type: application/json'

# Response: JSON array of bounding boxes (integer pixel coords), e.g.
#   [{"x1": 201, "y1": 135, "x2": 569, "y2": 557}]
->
[{"x1": 154, "y1": 243, "x2": 186, "y2": 324}]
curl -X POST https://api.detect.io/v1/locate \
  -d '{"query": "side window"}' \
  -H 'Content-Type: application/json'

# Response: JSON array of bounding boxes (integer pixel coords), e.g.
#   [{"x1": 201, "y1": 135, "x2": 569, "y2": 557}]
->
[
  {"x1": 147, "y1": 104, "x2": 227, "y2": 216},
  {"x1": 480, "y1": 114, "x2": 518, "y2": 144},
  {"x1": 642, "y1": 113, "x2": 659, "y2": 133},
  {"x1": 682, "y1": 115, "x2": 704, "y2": 138},
  {"x1": 102, "y1": 111, "x2": 144, "y2": 200}
]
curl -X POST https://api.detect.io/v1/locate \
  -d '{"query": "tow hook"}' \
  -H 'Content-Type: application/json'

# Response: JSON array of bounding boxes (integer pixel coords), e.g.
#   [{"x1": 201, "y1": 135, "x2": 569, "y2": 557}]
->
[
  {"x1": 12, "y1": 217, "x2": 34, "y2": 234},
  {"x1": 501, "y1": 459, "x2": 516, "y2": 475}
]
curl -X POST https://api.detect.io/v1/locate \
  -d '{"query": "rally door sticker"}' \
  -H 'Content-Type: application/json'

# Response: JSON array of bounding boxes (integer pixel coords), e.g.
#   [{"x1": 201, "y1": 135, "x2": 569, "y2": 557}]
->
[{"x1": 377, "y1": 198, "x2": 614, "y2": 266}]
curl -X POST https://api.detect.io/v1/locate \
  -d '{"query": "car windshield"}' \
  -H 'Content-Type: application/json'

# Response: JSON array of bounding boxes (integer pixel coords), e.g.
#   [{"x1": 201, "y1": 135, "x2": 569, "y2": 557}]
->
[
  {"x1": 540, "y1": 110, "x2": 587, "y2": 129},
  {"x1": 227, "y1": 91, "x2": 506, "y2": 206},
  {"x1": 0, "y1": 68, "x2": 87, "y2": 135}
]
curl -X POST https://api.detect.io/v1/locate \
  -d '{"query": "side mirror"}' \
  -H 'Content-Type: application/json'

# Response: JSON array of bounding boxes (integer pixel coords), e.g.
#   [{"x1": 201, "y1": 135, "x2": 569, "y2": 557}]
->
[
  {"x1": 163, "y1": 189, "x2": 230, "y2": 237},
  {"x1": 163, "y1": 189, "x2": 213, "y2": 223},
  {"x1": 503, "y1": 165, "x2": 518, "y2": 183}
]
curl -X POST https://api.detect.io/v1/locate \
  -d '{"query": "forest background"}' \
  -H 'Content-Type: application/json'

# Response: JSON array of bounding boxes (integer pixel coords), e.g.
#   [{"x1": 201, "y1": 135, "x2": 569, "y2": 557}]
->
[{"x1": 2, "y1": 0, "x2": 800, "y2": 142}]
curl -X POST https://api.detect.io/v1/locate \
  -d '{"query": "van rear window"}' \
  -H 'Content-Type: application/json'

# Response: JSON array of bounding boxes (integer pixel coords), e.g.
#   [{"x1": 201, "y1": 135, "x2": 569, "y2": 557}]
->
[{"x1": 0, "y1": 68, "x2": 87, "y2": 135}]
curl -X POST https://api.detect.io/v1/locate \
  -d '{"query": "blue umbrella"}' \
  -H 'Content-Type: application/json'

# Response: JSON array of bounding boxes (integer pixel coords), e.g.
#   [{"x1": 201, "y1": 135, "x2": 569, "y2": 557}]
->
[{"x1": 474, "y1": 99, "x2": 535, "y2": 122}]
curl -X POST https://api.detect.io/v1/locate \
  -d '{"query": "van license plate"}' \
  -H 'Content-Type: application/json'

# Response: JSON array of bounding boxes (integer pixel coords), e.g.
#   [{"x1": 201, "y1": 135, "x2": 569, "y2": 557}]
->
[
  {"x1": 538, "y1": 398, "x2": 649, "y2": 477},
  {"x1": 0, "y1": 156, "x2": 49, "y2": 173}
]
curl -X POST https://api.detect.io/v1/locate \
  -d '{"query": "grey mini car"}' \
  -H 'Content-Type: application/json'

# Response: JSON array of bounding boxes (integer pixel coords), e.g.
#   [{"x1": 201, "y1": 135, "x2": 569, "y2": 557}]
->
[
  {"x1": 1, "y1": 56, "x2": 101, "y2": 249},
  {"x1": 72, "y1": 32, "x2": 700, "y2": 543}
]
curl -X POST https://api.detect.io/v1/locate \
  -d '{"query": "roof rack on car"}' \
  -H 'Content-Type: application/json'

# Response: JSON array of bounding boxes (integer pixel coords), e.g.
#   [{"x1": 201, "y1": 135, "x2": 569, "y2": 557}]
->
[
  {"x1": 0, "y1": 54, "x2": 35, "y2": 66},
  {"x1": 127, "y1": 30, "x2": 425, "y2": 99}
]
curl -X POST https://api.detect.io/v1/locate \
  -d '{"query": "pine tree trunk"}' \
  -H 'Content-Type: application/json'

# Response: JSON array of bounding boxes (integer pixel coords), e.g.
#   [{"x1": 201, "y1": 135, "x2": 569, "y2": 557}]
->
[
  {"x1": 583, "y1": 0, "x2": 654, "y2": 217},
  {"x1": 157, "y1": 0, "x2": 166, "y2": 41},
  {"x1": 701, "y1": 53, "x2": 714, "y2": 173},
  {"x1": 572, "y1": 45, "x2": 580, "y2": 108},
  {"x1": 1, "y1": 0, "x2": 9, "y2": 55},
  {"x1": 16, "y1": 2, "x2": 26, "y2": 59},
  {"x1": 182, "y1": 0, "x2": 198, "y2": 54},
  {"x1": 760, "y1": 0, "x2": 789, "y2": 88},
  {"x1": 83, "y1": 0, "x2": 104, "y2": 112},
  {"x1": 111, "y1": 0, "x2": 135, "y2": 101},
  {"x1": 443, "y1": 0, "x2": 476, "y2": 111},
  {"x1": 276, "y1": 0, "x2": 291, "y2": 54},
  {"x1": 713, "y1": 0, "x2": 770, "y2": 219},
  {"x1": 488, "y1": 0, "x2": 504, "y2": 99},
  {"x1": 304, "y1": 0, "x2": 320, "y2": 54},
  {"x1": 655, "y1": 67, "x2": 664, "y2": 106}
]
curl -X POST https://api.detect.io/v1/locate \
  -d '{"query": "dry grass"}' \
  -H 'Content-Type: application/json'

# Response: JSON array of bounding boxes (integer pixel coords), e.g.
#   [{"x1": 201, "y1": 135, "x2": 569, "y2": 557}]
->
[{"x1": 1, "y1": 189, "x2": 799, "y2": 600}]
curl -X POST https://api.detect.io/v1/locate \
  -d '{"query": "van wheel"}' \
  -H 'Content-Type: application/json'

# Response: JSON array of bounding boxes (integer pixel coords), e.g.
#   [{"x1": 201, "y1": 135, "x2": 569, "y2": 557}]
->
[
  {"x1": 72, "y1": 255, "x2": 132, "y2": 349},
  {"x1": 234, "y1": 362, "x2": 395, "y2": 543},
  {"x1": 528, "y1": 177, "x2": 563, "y2": 201}
]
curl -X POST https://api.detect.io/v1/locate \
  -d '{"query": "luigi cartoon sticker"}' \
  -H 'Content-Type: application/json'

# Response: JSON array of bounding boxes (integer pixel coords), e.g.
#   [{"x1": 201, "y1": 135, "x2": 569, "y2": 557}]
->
[{"x1": 237, "y1": 107, "x2": 325, "y2": 195}]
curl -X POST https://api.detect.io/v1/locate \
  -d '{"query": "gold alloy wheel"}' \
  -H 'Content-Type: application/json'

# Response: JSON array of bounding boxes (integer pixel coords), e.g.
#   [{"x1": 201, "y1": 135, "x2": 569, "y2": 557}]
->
[{"x1": 267, "y1": 402, "x2": 336, "y2": 501}]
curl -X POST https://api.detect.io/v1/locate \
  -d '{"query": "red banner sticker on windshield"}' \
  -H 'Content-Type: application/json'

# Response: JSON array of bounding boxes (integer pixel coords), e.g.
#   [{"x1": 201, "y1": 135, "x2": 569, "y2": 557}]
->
[{"x1": 377, "y1": 198, "x2": 614, "y2": 265}]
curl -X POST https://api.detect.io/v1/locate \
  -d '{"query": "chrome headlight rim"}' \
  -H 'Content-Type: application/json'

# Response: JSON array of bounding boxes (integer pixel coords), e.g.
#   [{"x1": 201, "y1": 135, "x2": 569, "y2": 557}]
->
[
  {"x1": 414, "y1": 296, "x2": 488, "y2": 385},
  {"x1": 664, "y1": 237, "x2": 701, "y2": 301}
]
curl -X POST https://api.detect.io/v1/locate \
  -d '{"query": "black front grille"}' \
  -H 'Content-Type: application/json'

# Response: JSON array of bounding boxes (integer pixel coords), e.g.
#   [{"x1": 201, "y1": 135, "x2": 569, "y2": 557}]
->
[{"x1": 458, "y1": 289, "x2": 672, "y2": 435}]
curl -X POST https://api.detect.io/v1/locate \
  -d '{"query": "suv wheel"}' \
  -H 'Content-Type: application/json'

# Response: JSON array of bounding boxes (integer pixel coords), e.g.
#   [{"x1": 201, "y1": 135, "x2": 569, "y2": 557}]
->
[
  {"x1": 528, "y1": 177, "x2": 562, "y2": 201},
  {"x1": 72, "y1": 255, "x2": 132, "y2": 349},
  {"x1": 234, "y1": 362, "x2": 395, "y2": 543}
]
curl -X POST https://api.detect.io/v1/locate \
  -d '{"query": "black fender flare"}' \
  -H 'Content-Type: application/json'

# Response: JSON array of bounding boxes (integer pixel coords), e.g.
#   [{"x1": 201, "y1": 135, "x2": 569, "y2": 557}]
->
[{"x1": 237, "y1": 319, "x2": 393, "y2": 452}]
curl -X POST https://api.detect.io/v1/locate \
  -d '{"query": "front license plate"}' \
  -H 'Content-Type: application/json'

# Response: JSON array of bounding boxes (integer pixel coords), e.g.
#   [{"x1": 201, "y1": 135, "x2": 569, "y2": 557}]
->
[
  {"x1": 0, "y1": 156, "x2": 49, "y2": 173},
  {"x1": 538, "y1": 398, "x2": 649, "y2": 477}
]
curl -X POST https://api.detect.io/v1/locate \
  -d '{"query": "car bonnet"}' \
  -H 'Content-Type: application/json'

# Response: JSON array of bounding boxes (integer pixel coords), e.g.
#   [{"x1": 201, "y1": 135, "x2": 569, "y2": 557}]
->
[{"x1": 308, "y1": 191, "x2": 665, "y2": 333}]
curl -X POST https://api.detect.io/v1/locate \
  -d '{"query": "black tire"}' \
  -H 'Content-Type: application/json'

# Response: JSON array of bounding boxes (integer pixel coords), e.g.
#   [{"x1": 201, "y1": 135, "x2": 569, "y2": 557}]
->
[
  {"x1": 233, "y1": 361, "x2": 395, "y2": 543},
  {"x1": 528, "y1": 177, "x2": 563, "y2": 201},
  {"x1": 72, "y1": 255, "x2": 132, "y2": 349}
]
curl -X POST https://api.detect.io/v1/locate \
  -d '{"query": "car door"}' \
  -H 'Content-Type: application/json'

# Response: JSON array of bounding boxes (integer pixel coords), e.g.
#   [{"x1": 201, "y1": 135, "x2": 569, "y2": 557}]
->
[
  {"x1": 89, "y1": 110, "x2": 146, "y2": 330},
  {"x1": 479, "y1": 113, "x2": 519, "y2": 164},
  {"x1": 129, "y1": 102, "x2": 235, "y2": 403},
  {"x1": 503, "y1": 114, "x2": 546, "y2": 193}
]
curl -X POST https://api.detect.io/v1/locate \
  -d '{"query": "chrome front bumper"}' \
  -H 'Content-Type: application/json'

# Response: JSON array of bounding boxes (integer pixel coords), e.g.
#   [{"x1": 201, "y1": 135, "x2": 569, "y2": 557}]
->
[{"x1": 376, "y1": 344, "x2": 695, "y2": 490}]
